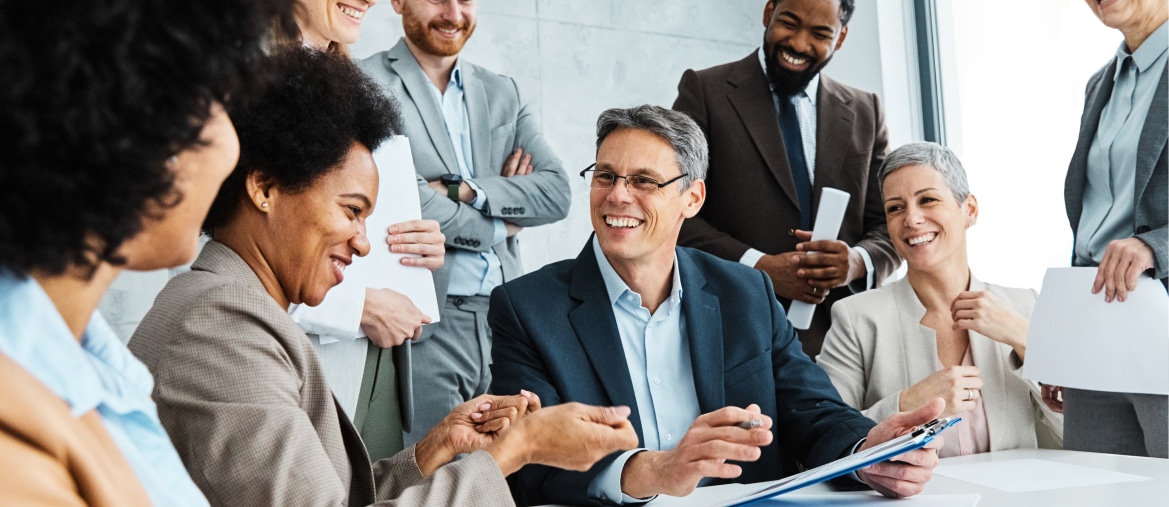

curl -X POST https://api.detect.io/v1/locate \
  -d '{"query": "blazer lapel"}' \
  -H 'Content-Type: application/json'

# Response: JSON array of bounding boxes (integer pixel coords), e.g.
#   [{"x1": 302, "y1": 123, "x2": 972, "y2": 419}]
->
[
  {"x1": 677, "y1": 248, "x2": 725, "y2": 414},
  {"x1": 964, "y1": 277, "x2": 1012, "y2": 450},
  {"x1": 811, "y1": 77, "x2": 856, "y2": 211},
  {"x1": 726, "y1": 55, "x2": 800, "y2": 208},
  {"x1": 1066, "y1": 60, "x2": 1117, "y2": 228},
  {"x1": 1135, "y1": 66, "x2": 1169, "y2": 202},
  {"x1": 568, "y1": 242, "x2": 645, "y2": 440},
  {"x1": 387, "y1": 39, "x2": 459, "y2": 174},
  {"x1": 463, "y1": 65, "x2": 493, "y2": 178},
  {"x1": 893, "y1": 280, "x2": 936, "y2": 390}
]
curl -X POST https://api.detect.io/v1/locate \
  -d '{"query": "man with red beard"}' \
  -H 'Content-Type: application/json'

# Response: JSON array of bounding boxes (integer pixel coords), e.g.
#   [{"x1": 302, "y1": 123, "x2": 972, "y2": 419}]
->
[
  {"x1": 359, "y1": 0, "x2": 571, "y2": 446},
  {"x1": 672, "y1": 0, "x2": 898, "y2": 359}
]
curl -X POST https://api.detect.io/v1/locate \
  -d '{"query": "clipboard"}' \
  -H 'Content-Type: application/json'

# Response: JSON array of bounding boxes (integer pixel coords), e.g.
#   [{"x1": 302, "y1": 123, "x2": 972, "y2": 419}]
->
[{"x1": 714, "y1": 417, "x2": 960, "y2": 506}]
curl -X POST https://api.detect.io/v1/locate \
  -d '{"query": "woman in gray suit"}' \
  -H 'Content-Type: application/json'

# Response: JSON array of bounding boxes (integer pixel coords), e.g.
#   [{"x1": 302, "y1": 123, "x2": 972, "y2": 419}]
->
[
  {"x1": 129, "y1": 46, "x2": 637, "y2": 506},
  {"x1": 818, "y1": 142, "x2": 1062, "y2": 458}
]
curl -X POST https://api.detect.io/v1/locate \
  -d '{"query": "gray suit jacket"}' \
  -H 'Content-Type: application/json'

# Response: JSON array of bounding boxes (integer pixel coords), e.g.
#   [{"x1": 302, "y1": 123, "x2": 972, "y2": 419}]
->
[
  {"x1": 358, "y1": 38, "x2": 571, "y2": 309},
  {"x1": 673, "y1": 52, "x2": 900, "y2": 356},
  {"x1": 1065, "y1": 57, "x2": 1168, "y2": 283},
  {"x1": 128, "y1": 241, "x2": 513, "y2": 506},
  {"x1": 818, "y1": 276, "x2": 1063, "y2": 452}
]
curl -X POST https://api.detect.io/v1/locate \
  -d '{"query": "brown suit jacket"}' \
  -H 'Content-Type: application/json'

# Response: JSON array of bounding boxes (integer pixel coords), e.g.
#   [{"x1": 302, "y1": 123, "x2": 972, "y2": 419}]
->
[
  {"x1": 673, "y1": 52, "x2": 899, "y2": 356},
  {"x1": 128, "y1": 241, "x2": 513, "y2": 506},
  {"x1": 0, "y1": 354, "x2": 152, "y2": 507}
]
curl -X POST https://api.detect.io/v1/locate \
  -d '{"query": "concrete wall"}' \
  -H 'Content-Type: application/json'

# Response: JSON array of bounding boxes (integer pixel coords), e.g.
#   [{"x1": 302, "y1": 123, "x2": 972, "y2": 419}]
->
[{"x1": 100, "y1": 0, "x2": 909, "y2": 341}]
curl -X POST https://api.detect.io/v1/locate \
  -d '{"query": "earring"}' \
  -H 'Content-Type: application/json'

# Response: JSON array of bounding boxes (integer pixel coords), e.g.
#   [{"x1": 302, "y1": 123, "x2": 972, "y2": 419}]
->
[{"x1": 261, "y1": 202, "x2": 269, "y2": 209}]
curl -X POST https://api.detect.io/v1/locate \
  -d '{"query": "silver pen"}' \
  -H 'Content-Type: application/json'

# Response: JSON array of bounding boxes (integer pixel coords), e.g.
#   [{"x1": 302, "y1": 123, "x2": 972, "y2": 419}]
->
[{"x1": 736, "y1": 419, "x2": 763, "y2": 429}]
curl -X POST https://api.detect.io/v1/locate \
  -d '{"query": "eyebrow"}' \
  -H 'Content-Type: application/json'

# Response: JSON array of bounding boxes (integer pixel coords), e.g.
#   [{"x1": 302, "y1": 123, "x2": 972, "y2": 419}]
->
[
  {"x1": 884, "y1": 188, "x2": 941, "y2": 203},
  {"x1": 777, "y1": 10, "x2": 838, "y2": 34},
  {"x1": 339, "y1": 193, "x2": 373, "y2": 209},
  {"x1": 594, "y1": 163, "x2": 667, "y2": 179}
]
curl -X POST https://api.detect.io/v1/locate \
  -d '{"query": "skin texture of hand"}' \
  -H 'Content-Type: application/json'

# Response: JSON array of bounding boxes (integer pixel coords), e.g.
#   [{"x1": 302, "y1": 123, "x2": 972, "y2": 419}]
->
[
  {"x1": 950, "y1": 291, "x2": 1029, "y2": 361},
  {"x1": 485, "y1": 403, "x2": 639, "y2": 477},
  {"x1": 361, "y1": 288, "x2": 431, "y2": 348},
  {"x1": 794, "y1": 230, "x2": 865, "y2": 291},
  {"x1": 899, "y1": 366, "x2": 982, "y2": 418},
  {"x1": 620, "y1": 405, "x2": 774, "y2": 499},
  {"x1": 504, "y1": 221, "x2": 523, "y2": 238},
  {"x1": 387, "y1": 219, "x2": 444, "y2": 271},
  {"x1": 756, "y1": 253, "x2": 825, "y2": 304},
  {"x1": 857, "y1": 398, "x2": 945, "y2": 498},
  {"x1": 1041, "y1": 384, "x2": 1064, "y2": 413},
  {"x1": 500, "y1": 148, "x2": 534, "y2": 177},
  {"x1": 415, "y1": 393, "x2": 541, "y2": 476},
  {"x1": 1093, "y1": 237, "x2": 1155, "y2": 303}
]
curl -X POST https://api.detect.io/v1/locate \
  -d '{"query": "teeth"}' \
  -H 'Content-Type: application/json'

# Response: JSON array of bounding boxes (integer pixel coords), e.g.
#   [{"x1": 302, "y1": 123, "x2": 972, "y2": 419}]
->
[
  {"x1": 338, "y1": 5, "x2": 363, "y2": 19},
  {"x1": 438, "y1": 27, "x2": 459, "y2": 34},
  {"x1": 605, "y1": 217, "x2": 642, "y2": 229},
  {"x1": 908, "y1": 232, "x2": 936, "y2": 246},
  {"x1": 781, "y1": 52, "x2": 808, "y2": 65},
  {"x1": 332, "y1": 259, "x2": 346, "y2": 272}
]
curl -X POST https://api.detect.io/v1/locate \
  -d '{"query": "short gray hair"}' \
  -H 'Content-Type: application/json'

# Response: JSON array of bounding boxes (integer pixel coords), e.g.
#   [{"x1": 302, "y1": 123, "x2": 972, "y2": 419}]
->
[
  {"x1": 595, "y1": 105, "x2": 708, "y2": 192},
  {"x1": 877, "y1": 142, "x2": 970, "y2": 202}
]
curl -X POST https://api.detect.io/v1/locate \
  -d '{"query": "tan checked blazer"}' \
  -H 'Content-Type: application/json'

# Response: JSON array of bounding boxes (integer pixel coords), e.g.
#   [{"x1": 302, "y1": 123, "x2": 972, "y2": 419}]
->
[
  {"x1": 0, "y1": 354, "x2": 152, "y2": 507},
  {"x1": 128, "y1": 241, "x2": 513, "y2": 506}
]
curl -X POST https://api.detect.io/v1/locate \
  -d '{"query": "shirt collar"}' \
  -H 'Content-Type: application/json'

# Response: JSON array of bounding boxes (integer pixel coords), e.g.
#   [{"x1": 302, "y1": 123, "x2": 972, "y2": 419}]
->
[
  {"x1": 591, "y1": 236, "x2": 683, "y2": 308},
  {"x1": 757, "y1": 46, "x2": 820, "y2": 104},
  {"x1": 0, "y1": 272, "x2": 154, "y2": 417},
  {"x1": 449, "y1": 59, "x2": 465, "y2": 91},
  {"x1": 1115, "y1": 19, "x2": 1168, "y2": 79}
]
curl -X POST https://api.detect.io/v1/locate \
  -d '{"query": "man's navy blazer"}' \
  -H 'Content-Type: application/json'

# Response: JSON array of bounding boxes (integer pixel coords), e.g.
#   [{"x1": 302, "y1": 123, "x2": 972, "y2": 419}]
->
[{"x1": 490, "y1": 240, "x2": 876, "y2": 506}]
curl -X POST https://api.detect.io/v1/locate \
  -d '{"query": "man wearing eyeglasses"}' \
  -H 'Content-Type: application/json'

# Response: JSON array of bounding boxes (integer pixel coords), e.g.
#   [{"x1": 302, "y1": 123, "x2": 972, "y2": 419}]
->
[
  {"x1": 490, "y1": 105, "x2": 944, "y2": 506},
  {"x1": 672, "y1": 0, "x2": 899, "y2": 358}
]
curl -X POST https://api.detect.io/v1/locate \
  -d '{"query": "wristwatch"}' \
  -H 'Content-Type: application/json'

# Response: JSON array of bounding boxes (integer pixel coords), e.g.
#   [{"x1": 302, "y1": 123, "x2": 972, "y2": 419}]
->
[{"x1": 440, "y1": 173, "x2": 463, "y2": 202}]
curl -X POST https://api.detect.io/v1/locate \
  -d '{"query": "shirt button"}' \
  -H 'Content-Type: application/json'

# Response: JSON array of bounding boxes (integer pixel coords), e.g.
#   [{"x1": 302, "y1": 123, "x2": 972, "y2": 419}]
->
[
  {"x1": 665, "y1": 432, "x2": 673, "y2": 441},
  {"x1": 653, "y1": 377, "x2": 661, "y2": 385}
]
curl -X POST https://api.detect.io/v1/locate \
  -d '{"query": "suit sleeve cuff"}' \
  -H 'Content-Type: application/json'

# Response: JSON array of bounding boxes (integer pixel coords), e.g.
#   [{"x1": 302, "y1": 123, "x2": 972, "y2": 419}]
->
[
  {"x1": 847, "y1": 438, "x2": 867, "y2": 483},
  {"x1": 848, "y1": 246, "x2": 875, "y2": 293},
  {"x1": 740, "y1": 248, "x2": 766, "y2": 268},
  {"x1": 587, "y1": 449, "x2": 655, "y2": 505},
  {"x1": 466, "y1": 179, "x2": 488, "y2": 210}
]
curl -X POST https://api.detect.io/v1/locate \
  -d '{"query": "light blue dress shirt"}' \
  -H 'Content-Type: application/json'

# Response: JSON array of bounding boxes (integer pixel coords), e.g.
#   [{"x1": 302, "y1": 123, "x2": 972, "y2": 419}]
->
[
  {"x1": 0, "y1": 271, "x2": 208, "y2": 507},
  {"x1": 427, "y1": 60, "x2": 508, "y2": 297},
  {"x1": 586, "y1": 237, "x2": 702, "y2": 504},
  {"x1": 1076, "y1": 21, "x2": 1169, "y2": 265}
]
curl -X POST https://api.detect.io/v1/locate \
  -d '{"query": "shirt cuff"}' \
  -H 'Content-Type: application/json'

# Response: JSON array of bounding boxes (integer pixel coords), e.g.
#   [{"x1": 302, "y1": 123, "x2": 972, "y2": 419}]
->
[
  {"x1": 491, "y1": 218, "x2": 507, "y2": 245},
  {"x1": 740, "y1": 248, "x2": 766, "y2": 268},
  {"x1": 848, "y1": 437, "x2": 867, "y2": 483},
  {"x1": 587, "y1": 449, "x2": 656, "y2": 505},
  {"x1": 288, "y1": 285, "x2": 365, "y2": 342},
  {"x1": 848, "y1": 246, "x2": 875, "y2": 293},
  {"x1": 465, "y1": 179, "x2": 488, "y2": 210}
]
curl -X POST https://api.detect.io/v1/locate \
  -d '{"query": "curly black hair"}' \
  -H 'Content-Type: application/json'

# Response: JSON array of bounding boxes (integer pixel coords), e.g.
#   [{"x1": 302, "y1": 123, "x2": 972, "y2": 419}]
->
[
  {"x1": 203, "y1": 46, "x2": 402, "y2": 235},
  {"x1": 0, "y1": 0, "x2": 295, "y2": 277}
]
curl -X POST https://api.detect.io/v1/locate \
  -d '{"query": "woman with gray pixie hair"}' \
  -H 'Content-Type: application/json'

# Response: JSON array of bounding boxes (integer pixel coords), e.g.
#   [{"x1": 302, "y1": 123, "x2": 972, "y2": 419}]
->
[{"x1": 817, "y1": 142, "x2": 1063, "y2": 457}]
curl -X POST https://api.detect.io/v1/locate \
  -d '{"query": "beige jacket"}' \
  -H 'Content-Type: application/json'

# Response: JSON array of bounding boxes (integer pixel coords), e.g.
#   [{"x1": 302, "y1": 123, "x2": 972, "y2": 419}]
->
[
  {"x1": 129, "y1": 241, "x2": 513, "y2": 506},
  {"x1": 818, "y1": 276, "x2": 1063, "y2": 450},
  {"x1": 0, "y1": 354, "x2": 152, "y2": 507}
]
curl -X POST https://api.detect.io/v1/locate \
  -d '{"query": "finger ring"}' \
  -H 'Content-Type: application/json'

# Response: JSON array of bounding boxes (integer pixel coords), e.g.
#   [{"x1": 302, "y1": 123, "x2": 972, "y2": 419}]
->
[
  {"x1": 966, "y1": 389, "x2": 975, "y2": 401},
  {"x1": 812, "y1": 287, "x2": 819, "y2": 295}
]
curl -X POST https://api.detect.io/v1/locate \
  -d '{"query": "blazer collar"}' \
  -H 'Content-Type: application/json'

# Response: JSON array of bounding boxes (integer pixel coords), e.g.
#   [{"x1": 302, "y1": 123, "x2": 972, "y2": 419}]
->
[
  {"x1": 386, "y1": 38, "x2": 460, "y2": 174},
  {"x1": 810, "y1": 75, "x2": 856, "y2": 211},
  {"x1": 193, "y1": 241, "x2": 273, "y2": 297},
  {"x1": 726, "y1": 52, "x2": 800, "y2": 209},
  {"x1": 1136, "y1": 65, "x2": 1169, "y2": 202},
  {"x1": 676, "y1": 247, "x2": 726, "y2": 414}
]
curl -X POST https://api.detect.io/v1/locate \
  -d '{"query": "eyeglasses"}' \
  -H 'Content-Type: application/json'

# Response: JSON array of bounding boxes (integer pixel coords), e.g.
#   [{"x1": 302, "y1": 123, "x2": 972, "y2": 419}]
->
[{"x1": 579, "y1": 164, "x2": 687, "y2": 194}]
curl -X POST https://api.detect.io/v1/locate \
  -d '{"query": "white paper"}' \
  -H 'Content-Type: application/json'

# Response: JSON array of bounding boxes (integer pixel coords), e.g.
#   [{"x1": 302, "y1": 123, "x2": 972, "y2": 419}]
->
[
  {"x1": 1023, "y1": 267, "x2": 1168, "y2": 395},
  {"x1": 647, "y1": 488, "x2": 978, "y2": 507},
  {"x1": 787, "y1": 187, "x2": 851, "y2": 329},
  {"x1": 935, "y1": 458, "x2": 1150, "y2": 492}
]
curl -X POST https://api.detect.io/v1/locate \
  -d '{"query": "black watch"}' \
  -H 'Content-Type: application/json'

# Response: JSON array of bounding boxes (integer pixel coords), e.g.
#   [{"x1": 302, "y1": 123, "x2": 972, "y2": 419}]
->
[{"x1": 440, "y1": 173, "x2": 463, "y2": 202}]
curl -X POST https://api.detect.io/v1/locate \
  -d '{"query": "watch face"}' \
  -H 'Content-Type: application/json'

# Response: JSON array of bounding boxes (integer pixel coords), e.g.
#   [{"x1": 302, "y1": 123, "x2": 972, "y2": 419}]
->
[{"x1": 441, "y1": 173, "x2": 463, "y2": 186}]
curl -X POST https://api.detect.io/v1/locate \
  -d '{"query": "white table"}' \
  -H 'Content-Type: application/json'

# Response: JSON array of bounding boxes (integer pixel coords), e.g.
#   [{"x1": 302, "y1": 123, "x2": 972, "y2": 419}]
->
[{"x1": 542, "y1": 449, "x2": 1169, "y2": 506}]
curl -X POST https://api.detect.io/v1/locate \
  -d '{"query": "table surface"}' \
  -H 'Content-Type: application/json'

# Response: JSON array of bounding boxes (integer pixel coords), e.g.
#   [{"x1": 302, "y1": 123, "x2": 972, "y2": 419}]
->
[{"x1": 543, "y1": 449, "x2": 1169, "y2": 506}]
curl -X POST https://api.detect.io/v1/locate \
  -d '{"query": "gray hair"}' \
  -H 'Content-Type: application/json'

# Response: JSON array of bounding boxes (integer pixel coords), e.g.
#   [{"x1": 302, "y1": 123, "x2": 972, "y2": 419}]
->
[
  {"x1": 595, "y1": 105, "x2": 708, "y2": 192},
  {"x1": 877, "y1": 142, "x2": 970, "y2": 202}
]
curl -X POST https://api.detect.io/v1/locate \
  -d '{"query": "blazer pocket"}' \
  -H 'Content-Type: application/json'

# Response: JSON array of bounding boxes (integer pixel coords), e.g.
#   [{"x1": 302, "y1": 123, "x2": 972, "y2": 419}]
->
[{"x1": 724, "y1": 352, "x2": 770, "y2": 387}]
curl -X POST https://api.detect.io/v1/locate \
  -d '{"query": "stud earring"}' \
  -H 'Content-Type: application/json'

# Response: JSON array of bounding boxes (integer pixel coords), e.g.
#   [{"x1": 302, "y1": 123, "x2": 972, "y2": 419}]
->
[{"x1": 261, "y1": 202, "x2": 269, "y2": 209}]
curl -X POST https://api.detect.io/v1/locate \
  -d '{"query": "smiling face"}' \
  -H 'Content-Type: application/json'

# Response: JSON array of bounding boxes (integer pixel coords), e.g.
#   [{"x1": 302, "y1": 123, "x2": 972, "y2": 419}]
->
[
  {"x1": 394, "y1": 0, "x2": 476, "y2": 58},
  {"x1": 762, "y1": 0, "x2": 848, "y2": 97},
  {"x1": 262, "y1": 141, "x2": 378, "y2": 306},
  {"x1": 119, "y1": 102, "x2": 239, "y2": 271},
  {"x1": 296, "y1": 0, "x2": 377, "y2": 49},
  {"x1": 1084, "y1": 0, "x2": 1165, "y2": 33},
  {"x1": 882, "y1": 164, "x2": 978, "y2": 275},
  {"x1": 590, "y1": 128, "x2": 705, "y2": 274}
]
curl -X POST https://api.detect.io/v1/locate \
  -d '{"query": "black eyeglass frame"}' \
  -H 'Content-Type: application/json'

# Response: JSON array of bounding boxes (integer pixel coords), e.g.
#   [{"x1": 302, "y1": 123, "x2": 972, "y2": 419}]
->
[{"x1": 579, "y1": 163, "x2": 687, "y2": 192}]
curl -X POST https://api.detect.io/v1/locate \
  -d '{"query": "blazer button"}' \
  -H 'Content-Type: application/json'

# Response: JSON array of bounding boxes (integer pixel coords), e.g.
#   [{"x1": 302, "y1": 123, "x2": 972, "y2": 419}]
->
[{"x1": 787, "y1": 228, "x2": 796, "y2": 237}]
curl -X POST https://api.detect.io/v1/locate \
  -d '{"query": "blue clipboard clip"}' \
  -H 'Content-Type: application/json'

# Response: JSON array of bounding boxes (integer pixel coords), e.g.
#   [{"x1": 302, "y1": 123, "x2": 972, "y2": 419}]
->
[{"x1": 720, "y1": 416, "x2": 962, "y2": 507}]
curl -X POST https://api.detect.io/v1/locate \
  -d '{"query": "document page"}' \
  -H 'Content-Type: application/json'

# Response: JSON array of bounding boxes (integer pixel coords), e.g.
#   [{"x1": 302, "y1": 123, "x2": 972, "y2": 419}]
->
[
  {"x1": 935, "y1": 458, "x2": 1150, "y2": 492},
  {"x1": 1023, "y1": 267, "x2": 1168, "y2": 395}
]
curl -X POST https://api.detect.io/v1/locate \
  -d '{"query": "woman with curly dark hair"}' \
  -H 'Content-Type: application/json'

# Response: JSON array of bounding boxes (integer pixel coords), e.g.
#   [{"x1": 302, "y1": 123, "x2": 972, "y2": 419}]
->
[
  {"x1": 0, "y1": 0, "x2": 292, "y2": 505},
  {"x1": 127, "y1": 45, "x2": 637, "y2": 506}
]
